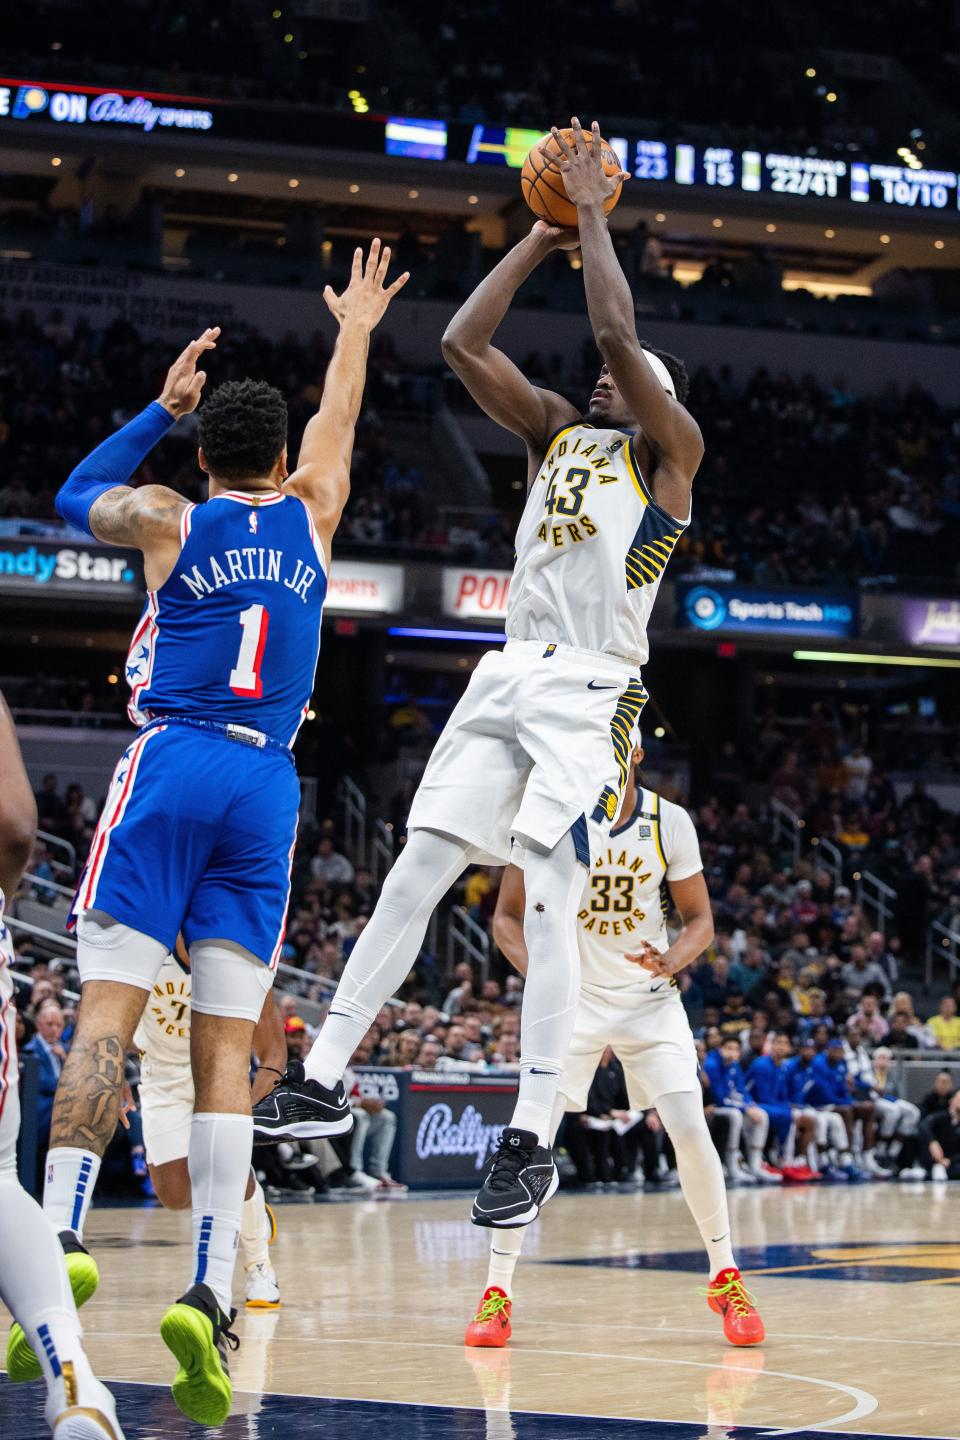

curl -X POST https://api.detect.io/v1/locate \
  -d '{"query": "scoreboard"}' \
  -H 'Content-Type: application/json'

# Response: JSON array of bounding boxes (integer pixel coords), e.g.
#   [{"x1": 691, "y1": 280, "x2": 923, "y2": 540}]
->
[{"x1": 459, "y1": 125, "x2": 960, "y2": 215}]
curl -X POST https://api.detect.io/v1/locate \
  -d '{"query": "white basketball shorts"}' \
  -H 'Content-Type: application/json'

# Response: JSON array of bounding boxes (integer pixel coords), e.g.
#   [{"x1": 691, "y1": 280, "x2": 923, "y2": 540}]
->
[
  {"x1": 139, "y1": 1059, "x2": 195, "y2": 1167},
  {"x1": 560, "y1": 987, "x2": 700, "y2": 1112},
  {"x1": 407, "y1": 639, "x2": 647, "y2": 865}
]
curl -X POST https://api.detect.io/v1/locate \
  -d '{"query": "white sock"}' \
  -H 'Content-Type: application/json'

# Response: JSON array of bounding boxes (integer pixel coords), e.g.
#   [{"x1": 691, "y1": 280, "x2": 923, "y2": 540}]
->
[
  {"x1": 189, "y1": 1113, "x2": 252, "y2": 1314},
  {"x1": 42, "y1": 1146, "x2": 101, "y2": 1240},
  {"x1": 486, "y1": 1225, "x2": 525, "y2": 1295},
  {"x1": 304, "y1": 830, "x2": 473, "y2": 1087},
  {"x1": 0, "y1": 1167, "x2": 85, "y2": 1388},
  {"x1": 508, "y1": 836, "x2": 583, "y2": 1145},
  {"x1": 657, "y1": 1090, "x2": 737, "y2": 1276},
  {"x1": 512, "y1": 1061, "x2": 562, "y2": 1146},
  {"x1": 239, "y1": 1175, "x2": 270, "y2": 1270}
]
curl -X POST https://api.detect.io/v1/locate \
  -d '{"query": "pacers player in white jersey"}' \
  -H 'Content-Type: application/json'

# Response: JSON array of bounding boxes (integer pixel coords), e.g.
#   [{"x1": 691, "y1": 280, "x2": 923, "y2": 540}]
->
[
  {"x1": 466, "y1": 740, "x2": 765, "y2": 1349},
  {"x1": 134, "y1": 949, "x2": 284, "y2": 1306},
  {"x1": 0, "y1": 693, "x2": 125, "y2": 1439},
  {"x1": 255, "y1": 118, "x2": 704, "y2": 1230}
]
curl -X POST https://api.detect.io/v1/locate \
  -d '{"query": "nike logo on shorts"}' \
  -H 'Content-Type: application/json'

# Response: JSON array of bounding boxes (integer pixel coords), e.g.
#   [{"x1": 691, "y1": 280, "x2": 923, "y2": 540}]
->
[
  {"x1": 587, "y1": 681, "x2": 619, "y2": 690},
  {"x1": 650, "y1": 982, "x2": 665, "y2": 992}
]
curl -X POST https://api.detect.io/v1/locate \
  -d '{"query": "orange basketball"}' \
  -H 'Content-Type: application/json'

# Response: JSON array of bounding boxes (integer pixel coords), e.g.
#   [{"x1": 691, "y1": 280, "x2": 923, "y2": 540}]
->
[{"x1": 521, "y1": 128, "x2": 623, "y2": 229}]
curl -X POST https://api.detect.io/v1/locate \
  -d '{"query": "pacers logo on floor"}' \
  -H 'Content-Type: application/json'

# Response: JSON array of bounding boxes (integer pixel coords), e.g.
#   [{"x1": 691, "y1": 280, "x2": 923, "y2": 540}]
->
[{"x1": 545, "y1": 1241, "x2": 960, "y2": 1284}]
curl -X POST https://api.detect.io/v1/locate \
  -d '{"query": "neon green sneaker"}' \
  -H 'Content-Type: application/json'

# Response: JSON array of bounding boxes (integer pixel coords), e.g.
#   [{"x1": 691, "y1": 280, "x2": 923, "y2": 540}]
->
[
  {"x1": 160, "y1": 1282, "x2": 238, "y2": 1427},
  {"x1": 6, "y1": 1234, "x2": 100, "y2": 1382}
]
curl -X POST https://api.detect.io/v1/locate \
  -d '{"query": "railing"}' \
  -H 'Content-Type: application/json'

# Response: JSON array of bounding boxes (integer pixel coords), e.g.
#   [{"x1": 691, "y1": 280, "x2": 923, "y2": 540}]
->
[
  {"x1": 770, "y1": 798, "x2": 802, "y2": 867},
  {"x1": 925, "y1": 920, "x2": 960, "y2": 989},
  {"x1": 4, "y1": 913, "x2": 77, "y2": 957},
  {"x1": 9, "y1": 968, "x2": 80, "y2": 1004},
  {"x1": 37, "y1": 829, "x2": 77, "y2": 875},
  {"x1": 857, "y1": 869, "x2": 896, "y2": 937},
  {"x1": 18, "y1": 871, "x2": 76, "y2": 902},
  {"x1": 340, "y1": 775, "x2": 367, "y2": 868},
  {"x1": 371, "y1": 819, "x2": 395, "y2": 887},
  {"x1": 446, "y1": 905, "x2": 490, "y2": 987},
  {"x1": 812, "y1": 835, "x2": 843, "y2": 887}
]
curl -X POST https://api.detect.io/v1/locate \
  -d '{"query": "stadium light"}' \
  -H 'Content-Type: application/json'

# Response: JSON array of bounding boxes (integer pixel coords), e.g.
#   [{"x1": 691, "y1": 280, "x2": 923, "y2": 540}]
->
[{"x1": 793, "y1": 650, "x2": 960, "y2": 670}]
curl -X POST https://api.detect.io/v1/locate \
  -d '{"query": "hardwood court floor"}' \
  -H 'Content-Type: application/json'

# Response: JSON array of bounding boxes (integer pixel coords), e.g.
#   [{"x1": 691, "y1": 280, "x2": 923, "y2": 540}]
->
[{"x1": 3, "y1": 1182, "x2": 959, "y2": 1438}]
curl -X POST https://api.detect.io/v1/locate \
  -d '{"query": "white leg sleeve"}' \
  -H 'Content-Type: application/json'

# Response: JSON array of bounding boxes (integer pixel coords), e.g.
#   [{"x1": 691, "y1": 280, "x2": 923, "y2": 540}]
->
[
  {"x1": 510, "y1": 833, "x2": 584, "y2": 1145},
  {"x1": 305, "y1": 830, "x2": 476, "y2": 1087},
  {"x1": 657, "y1": 1090, "x2": 736, "y2": 1274}
]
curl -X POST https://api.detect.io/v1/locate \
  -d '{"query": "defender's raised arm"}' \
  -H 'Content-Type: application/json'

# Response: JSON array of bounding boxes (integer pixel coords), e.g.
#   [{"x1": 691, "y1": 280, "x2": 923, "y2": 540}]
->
[
  {"x1": 55, "y1": 327, "x2": 220, "y2": 585},
  {"x1": 285, "y1": 239, "x2": 408, "y2": 558}
]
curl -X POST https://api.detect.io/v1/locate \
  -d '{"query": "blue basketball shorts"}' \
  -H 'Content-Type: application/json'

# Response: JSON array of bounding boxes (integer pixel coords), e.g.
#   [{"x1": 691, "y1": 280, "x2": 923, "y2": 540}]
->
[{"x1": 71, "y1": 721, "x2": 300, "y2": 968}]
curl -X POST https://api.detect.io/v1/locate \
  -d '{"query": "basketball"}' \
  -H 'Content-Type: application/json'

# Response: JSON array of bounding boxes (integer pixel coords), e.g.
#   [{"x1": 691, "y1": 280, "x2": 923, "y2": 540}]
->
[{"x1": 521, "y1": 128, "x2": 623, "y2": 229}]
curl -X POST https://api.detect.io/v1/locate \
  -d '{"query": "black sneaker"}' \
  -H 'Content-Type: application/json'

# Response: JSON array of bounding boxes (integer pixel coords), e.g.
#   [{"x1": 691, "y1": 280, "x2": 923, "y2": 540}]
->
[
  {"x1": 252, "y1": 1059, "x2": 353, "y2": 1141},
  {"x1": 470, "y1": 1127, "x2": 559, "y2": 1228}
]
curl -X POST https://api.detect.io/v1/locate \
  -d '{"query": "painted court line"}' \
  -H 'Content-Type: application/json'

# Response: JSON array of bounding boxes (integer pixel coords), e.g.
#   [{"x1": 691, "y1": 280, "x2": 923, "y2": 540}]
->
[{"x1": 237, "y1": 1334, "x2": 878, "y2": 1435}]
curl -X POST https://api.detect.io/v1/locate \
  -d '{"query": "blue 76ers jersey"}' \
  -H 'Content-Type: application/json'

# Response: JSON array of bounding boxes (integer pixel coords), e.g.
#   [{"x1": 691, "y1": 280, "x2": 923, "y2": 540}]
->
[{"x1": 126, "y1": 490, "x2": 326, "y2": 745}]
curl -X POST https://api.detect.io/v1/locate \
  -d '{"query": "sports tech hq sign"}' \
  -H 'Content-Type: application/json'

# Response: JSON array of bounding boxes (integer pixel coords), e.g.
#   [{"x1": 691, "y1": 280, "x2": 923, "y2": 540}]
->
[{"x1": 677, "y1": 582, "x2": 858, "y2": 639}]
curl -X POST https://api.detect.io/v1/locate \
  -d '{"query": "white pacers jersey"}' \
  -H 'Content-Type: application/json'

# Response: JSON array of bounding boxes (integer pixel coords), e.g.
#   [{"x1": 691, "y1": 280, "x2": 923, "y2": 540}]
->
[
  {"x1": 578, "y1": 788, "x2": 703, "y2": 1000},
  {"x1": 134, "y1": 955, "x2": 191, "y2": 1071},
  {"x1": 506, "y1": 423, "x2": 689, "y2": 665}
]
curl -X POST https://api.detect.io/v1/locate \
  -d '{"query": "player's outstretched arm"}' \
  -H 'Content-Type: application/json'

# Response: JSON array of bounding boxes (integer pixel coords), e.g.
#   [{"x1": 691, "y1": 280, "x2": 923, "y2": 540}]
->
[
  {"x1": 492, "y1": 864, "x2": 529, "y2": 977},
  {"x1": 441, "y1": 224, "x2": 579, "y2": 465},
  {"x1": 0, "y1": 691, "x2": 37, "y2": 900},
  {"x1": 285, "y1": 239, "x2": 408, "y2": 559},
  {"x1": 56, "y1": 328, "x2": 219, "y2": 582},
  {"x1": 251, "y1": 992, "x2": 287, "y2": 1106},
  {"x1": 550, "y1": 121, "x2": 704, "y2": 508}
]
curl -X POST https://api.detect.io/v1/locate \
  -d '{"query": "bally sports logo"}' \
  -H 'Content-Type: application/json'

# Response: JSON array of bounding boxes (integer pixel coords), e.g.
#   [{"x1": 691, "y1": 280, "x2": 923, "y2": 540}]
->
[
  {"x1": 415, "y1": 1103, "x2": 505, "y2": 1170},
  {"x1": 0, "y1": 543, "x2": 139, "y2": 591}
]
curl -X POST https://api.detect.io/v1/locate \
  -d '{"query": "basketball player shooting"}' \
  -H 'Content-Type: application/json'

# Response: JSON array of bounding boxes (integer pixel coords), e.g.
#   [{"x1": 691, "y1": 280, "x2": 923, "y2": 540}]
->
[
  {"x1": 254, "y1": 118, "x2": 704, "y2": 1233},
  {"x1": 18, "y1": 240, "x2": 407, "y2": 1428}
]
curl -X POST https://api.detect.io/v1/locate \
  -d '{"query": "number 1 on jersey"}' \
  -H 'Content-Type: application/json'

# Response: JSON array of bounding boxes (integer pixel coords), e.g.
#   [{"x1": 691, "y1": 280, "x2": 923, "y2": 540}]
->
[{"x1": 230, "y1": 604, "x2": 269, "y2": 698}]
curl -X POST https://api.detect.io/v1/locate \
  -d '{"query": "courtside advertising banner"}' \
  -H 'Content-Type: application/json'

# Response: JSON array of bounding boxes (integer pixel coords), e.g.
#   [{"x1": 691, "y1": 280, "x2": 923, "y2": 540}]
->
[
  {"x1": 353, "y1": 1067, "x2": 518, "y2": 1188},
  {"x1": 0, "y1": 538, "x2": 142, "y2": 599},
  {"x1": 325, "y1": 561, "x2": 404, "y2": 614},
  {"x1": 442, "y1": 567, "x2": 512, "y2": 620},
  {"x1": 677, "y1": 582, "x2": 858, "y2": 639},
  {"x1": 899, "y1": 597, "x2": 960, "y2": 650}
]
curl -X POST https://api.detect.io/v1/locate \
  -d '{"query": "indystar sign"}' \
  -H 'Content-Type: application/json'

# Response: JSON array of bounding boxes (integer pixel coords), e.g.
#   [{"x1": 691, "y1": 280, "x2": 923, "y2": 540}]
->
[{"x1": 0, "y1": 541, "x2": 141, "y2": 598}]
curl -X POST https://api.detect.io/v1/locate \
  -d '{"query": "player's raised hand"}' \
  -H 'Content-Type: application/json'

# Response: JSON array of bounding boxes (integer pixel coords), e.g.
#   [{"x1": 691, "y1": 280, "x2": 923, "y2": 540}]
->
[
  {"x1": 323, "y1": 239, "x2": 410, "y2": 332},
  {"x1": 158, "y1": 326, "x2": 220, "y2": 418},
  {"x1": 530, "y1": 219, "x2": 581, "y2": 252},
  {"x1": 544, "y1": 118, "x2": 629, "y2": 209}
]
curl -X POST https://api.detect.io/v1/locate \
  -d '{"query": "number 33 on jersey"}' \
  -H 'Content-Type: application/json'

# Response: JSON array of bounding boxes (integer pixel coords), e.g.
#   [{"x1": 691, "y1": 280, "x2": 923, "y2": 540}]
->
[
  {"x1": 508, "y1": 423, "x2": 690, "y2": 667},
  {"x1": 125, "y1": 490, "x2": 327, "y2": 745}
]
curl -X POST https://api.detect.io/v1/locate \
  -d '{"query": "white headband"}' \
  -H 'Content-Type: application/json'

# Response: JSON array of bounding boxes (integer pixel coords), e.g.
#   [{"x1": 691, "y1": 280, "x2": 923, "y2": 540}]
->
[{"x1": 642, "y1": 348, "x2": 677, "y2": 399}]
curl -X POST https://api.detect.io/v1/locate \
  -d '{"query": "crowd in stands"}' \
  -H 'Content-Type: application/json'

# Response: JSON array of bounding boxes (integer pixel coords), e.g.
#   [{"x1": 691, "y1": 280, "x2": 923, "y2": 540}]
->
[
  {"x1": 0, "y1": 307, "x2": 434, "y2": 551},
  {"x1": 3, "y1": 305, "x2": 960, "y2": 588}
]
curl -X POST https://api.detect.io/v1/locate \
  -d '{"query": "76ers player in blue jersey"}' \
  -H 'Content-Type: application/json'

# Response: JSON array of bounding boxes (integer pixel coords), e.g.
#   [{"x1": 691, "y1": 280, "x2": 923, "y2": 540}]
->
[{"x1": 13, "y1": 242, "x2": 408, "y2": 1427}]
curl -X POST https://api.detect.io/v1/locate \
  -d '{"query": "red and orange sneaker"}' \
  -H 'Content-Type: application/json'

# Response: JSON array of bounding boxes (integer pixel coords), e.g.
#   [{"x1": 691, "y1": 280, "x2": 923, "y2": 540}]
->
[
  {"x1": 704, "y1": 1268, "x2": 765, "y2": 1346},
  {"x1": 465, "y1": 1287, "x2": 513, "y2": 1348}
]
